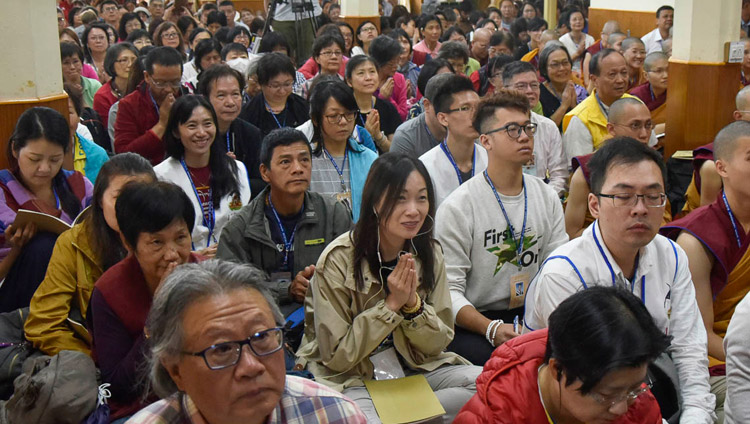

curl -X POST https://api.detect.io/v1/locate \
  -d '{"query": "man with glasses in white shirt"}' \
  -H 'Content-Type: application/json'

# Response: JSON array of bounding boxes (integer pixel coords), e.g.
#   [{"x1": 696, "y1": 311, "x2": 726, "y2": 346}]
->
[{"x1": 525, "y1": 137, "x2": 717, "y2": 424}]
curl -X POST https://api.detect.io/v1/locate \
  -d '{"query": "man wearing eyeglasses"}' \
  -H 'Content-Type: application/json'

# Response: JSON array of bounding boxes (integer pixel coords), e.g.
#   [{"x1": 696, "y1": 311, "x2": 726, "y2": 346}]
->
[
  {"x1": 502, "y1": 61, "x2": 567, "y2": 197},
  {"x1": 525, "y1": 137, "x2": 716, "y2": 424},
  {"x1": 99, "y1": 0, "x2": 120, "y2": 31},
  {"x1": 115, "y1": 47, "x2": 184, "y2": 165},
  {"x1": 661, "y1": 121, "x2": 750, "y2": 423},
  {"x1": 562, "y1": 49, "x2": 643, "y2": 162},
  {"x1": 419, "y1": 74, "x2": 487, "y2": 208},
  {"x1": 127, "y1": 260, "x2": 366, "y2": 424},
  {"x1": 435, "y1": 89, "x2": 568, "y2": 366}
]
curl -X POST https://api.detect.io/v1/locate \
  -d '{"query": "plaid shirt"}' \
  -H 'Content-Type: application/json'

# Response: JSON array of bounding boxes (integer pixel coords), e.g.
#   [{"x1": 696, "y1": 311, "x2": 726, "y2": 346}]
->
[{"x1": 125, "y1": 376, "x2": 366, "y2": 424}]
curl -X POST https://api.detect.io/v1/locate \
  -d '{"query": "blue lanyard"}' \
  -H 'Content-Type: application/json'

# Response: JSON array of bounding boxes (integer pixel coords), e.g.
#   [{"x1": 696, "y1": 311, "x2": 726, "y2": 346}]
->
[
  {"x1": 53, "y1": 187, "x2": 60, "y2": 209},
  {"x1": 179, "y1": 159, "x2": 215, "y2": 249},
  {"x1": 268, "y1": 194, "x2": 298, "y2": 269},
  {"x1": 440, "y1": 139, "x2": 475, "y2": 185},
  {"x1": 226, "y1": 131, "x2": 232, "y2": 153},
  {"x1": 592, "y1": 222, "x2": 646, "y2": 303},
  {"x1": 147, "y1": 88, "x2": 160, "y2": 116},
  {"x1": 484, "y1": 170, "x2": 527, "y2": 270},
  {"x1": 723, "y1": 190, "x2": 742, "y2": 248},
  {"x1": 594, "y1": 92, "x2": 609, "y2": 118},
  {"x1": 323, "y1": 148, "x2": 349, "y2": 192},
  {"x1": 263, "y1": 97, "x2": 286, "y2": 129}
]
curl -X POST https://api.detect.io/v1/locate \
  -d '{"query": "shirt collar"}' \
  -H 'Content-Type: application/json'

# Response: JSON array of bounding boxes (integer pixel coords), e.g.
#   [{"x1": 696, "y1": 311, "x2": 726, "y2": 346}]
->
[{"x1": 590, "y1": 221, "x2": 654, "y2": 285}]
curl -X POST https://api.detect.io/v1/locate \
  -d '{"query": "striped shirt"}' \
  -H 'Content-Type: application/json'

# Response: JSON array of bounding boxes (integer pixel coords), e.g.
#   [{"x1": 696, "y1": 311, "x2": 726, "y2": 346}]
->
[{"x1": 125, "y1": 375, "x2": 366, "y2": 424}]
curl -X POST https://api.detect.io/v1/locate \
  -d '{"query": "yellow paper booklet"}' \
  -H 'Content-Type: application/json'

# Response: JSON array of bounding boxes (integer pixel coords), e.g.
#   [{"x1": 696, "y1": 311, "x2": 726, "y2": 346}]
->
[{"x1": 364, "y1": 375, "x2": 446, "y2": 424}]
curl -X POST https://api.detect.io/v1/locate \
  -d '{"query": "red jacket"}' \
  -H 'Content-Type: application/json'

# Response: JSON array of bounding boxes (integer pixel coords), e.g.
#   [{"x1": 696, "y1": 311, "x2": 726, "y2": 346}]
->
[
  {"x1": 454, "y1": 329, "x2": 663, "y2": 424},
  {"x1": 114, "y1": 81, "x2": 164, "y2": 165}
]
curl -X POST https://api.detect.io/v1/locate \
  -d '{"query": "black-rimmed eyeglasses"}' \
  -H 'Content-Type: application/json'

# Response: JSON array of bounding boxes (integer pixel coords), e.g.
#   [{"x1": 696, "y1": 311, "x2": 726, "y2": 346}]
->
[
  {"x1": 184, "y1": 327, "x2": 284, "y2": 370},
  {"x1": 484, "y1": 122, "x2": 537, "y2": 139}
]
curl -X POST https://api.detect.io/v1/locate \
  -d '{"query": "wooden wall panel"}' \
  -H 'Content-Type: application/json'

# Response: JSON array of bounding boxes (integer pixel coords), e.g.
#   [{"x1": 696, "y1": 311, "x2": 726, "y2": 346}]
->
[
  {"x1": 234, "y1": 0, "x2": 266, "y2": 15},
  {"x1": 0, "y1": 93, "x2": 69, "y2": 171},
  {"x1": 663, "y1": 60, "x2": 740, "y2": 159},
  {"x1": 588, "y1": 8, "x2": 656, "y2": 39}
]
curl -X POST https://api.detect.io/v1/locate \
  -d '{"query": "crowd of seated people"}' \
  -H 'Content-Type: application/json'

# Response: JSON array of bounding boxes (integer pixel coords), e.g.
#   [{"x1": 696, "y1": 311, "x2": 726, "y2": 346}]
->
[{"x1": 5, "y1": 0, "x2": 750, "y2": 422}]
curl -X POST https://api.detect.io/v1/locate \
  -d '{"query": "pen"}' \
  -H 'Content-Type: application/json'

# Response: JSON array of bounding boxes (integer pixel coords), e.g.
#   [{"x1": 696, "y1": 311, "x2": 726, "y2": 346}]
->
[{"x1": 513, "y1": 315, "x2": 519, "y2": 334}]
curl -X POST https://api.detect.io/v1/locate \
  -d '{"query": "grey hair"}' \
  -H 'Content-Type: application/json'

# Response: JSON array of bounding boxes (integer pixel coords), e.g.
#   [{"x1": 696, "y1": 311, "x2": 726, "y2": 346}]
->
[{"x1": 146, "y1": 259, "x2": 283, "y2": 398}]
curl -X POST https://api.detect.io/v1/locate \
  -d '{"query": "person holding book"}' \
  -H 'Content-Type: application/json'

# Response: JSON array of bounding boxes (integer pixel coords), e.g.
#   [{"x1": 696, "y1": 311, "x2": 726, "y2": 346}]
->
[
  {"x1": 296, "y1": 153, "x2": 481, "y2": 423},
  {"x1": 0, "y1": 107, "x2": 94, "y2": 313},
  {"x1": 25, "y1": 153, "x2": 156, "y2": 356}
]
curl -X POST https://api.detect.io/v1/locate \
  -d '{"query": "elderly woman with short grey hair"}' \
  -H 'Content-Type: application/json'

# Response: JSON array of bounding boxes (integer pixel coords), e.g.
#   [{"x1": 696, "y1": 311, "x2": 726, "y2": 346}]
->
[{"x1": 128, "y1": 259, "x2": 367, "y2": 424}]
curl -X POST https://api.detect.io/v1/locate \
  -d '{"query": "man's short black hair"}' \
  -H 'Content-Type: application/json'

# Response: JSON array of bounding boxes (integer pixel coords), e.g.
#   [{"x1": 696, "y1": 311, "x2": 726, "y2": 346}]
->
[
  {"x1": 99, "y1": 0, "x2": 118, "y2": 11},
  {"x1": 656, "y1": 5, "x2": 673, "y2": 18},
  {"x1": 369, "y1": 35, "x2": 403, "y2": 67},
  {"x1": 258, "y1": 31, "x2": 291, "y2": 55},
  {"x1": 589, "y1": 48, "x2": 621, "y2": 77},
  {"x1": 527, "y1": 17, "x2": 548, "y2": 32},
  {"x1": 432, "y1": 74, "x2": 476, "y2": 115},
  {"x1": 145, "y1": 46, "x2": 184, "y2": 73},
  {"x1": 417, "y1": 58, "x2": 453, "y2": 98},
  {"x1": 207, "y1": 10, "x2": 227, "y2": 26},
  {"x1": 260, "y1": 128, "x2": 312, "y2": 168},
  {"x1": 501, "y1": 61, "x2": 537, "y2": 86},
  {"x1": 60, "y1": 41, "x2": 84, "y2": 61},
  {"x1": 588, "y1": 137, "x2": 667, "y2": 195},
  {"x1": 219, "y1": 0, "x2": 235, "y2": 8},
  {"x1": 197, "y1": 63, "x2": 246, "y2": 96}
]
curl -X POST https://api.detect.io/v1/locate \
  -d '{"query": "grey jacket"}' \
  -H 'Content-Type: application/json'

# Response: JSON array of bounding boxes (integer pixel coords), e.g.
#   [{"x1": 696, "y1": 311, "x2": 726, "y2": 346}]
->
[{"x1": 217, "y1": 187, "x2": 352, "y2": 309}]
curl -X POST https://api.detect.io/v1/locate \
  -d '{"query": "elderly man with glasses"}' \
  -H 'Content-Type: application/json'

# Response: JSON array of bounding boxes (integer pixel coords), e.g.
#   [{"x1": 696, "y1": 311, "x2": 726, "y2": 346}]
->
[
  {"x1": 435, "y1": 89, "x2": 568, "y2": 366},
  {"x1": 126, "y1": 260, "x2": 366, "y2": 424},
  {"x1": 525, "y1": 137, "x2": 716, "y2": 424},
  {"x1": 114, "y1": 47, "x2": 184, "y2": 165}
]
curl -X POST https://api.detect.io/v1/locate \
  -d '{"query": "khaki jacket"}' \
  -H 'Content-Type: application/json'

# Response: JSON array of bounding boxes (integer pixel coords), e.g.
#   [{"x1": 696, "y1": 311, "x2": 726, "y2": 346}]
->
[
  {"x1": 296, "y1": 233, "x2": 469, "y2": 391},
  {"x1": 24, "y1": 220, "x2": 102, "y2": 356}
]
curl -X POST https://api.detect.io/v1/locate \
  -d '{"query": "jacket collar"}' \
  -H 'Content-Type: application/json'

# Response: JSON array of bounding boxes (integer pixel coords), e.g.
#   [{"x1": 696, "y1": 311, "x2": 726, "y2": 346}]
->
[{"x1": 245, "y1": 187, "x2": 320, "y2": 240}]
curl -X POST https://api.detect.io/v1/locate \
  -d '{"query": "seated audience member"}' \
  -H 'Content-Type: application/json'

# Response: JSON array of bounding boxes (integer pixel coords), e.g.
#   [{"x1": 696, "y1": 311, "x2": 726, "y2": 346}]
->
[
  {"x1": 391, "y1": 72, "x2": 452, "y2": 158},
  {"x1": 0, "y1": 108, "x2": 93, "y2": 313},
  {"x1": 391, "y1": 29, "x2": 420, "y2": 98},
  {"x1": 88, "y1": 181, "x2": 201, "y2": 421},
  {"x1": 64, "y1": 84, "x2": 109, "y2": 183},
  {"x1": 496, "y1": 0, "x2": 514, "y2": 31},
  {"x1": 565, "y1": 97, "x2": 664, "y2": 238},
  {"x1": 514, "y1": 18, "x2": 547, "y2": 61},
  {"x1": 520, "y1": 29, "x2": 555, "y2": 68},
  {"x1": 680, "y1": 87, "x2": 750, "y2": 215},
  {"x1": 227, "y1": 26, "x2": 251, "y2": 50},
  {"x1": 239, "y1": 52, "x2": 310, "y2": 138},
  {"x1": 438, "y1": 40, "x2": 472, "y2": 77},
  {"x1": 414, "y1": 14, "x2": 443, "y2": 60},
  {"x1": 299, "y1": 32, "x2": 346, "y2": 99},
  {"x1": 503, "y1": 61, "x2": 567, "y2": 197},
  {"x1": 126, "y1": 29, "x2": 153, "y2": 50},
  {"x1": 217, "y1": 128, "x2": 351, "y2": 315},
  {"x1": 25, "y1": 154, "x2": 155, "y2": 356},
  {"x1": 419, "y1": 75, "x2": 487, "y2": 207},
  {"x1": 621, "y1": 37, "x2": 648, "y2": 92},
  {"x1": 608, "y1": 31, "x2": 627, "y2": 52},
  {"x1": 346, "y1": 56, "x2": 402, "y2": 153},
  {"x1": 455, "y1": 287, "x2": 668, "y2": 423},
  {"x1": 524, "y1": 137, "x2": 717, "y2": 423},
  {"x1": 369, "y1": 35, "x2": 409, "y2": 120},
  {"x1": 221, "y1": 42, "x2": 249, "y2": 62},
  {"x1": 114, "y1": 46, "x2": 183, "y2": 165},
  {"x1": 308, "y1": 81, "x2": 377, "y2": 222},
  {"x1": 662, "y1": 122, "x2": 750, "y2": 422},
  {"x1": 94, "y1": 42, "x2": 138, "y2": 130},
  {"x1": 436, "y1": 90, "x2": 568, "y2": 366},
  {"x1": 407, "y1": 58, "x2": 454, "y2": 118},
  {"x1": 582, "y1": 20, "x2": 621, "y2": 87},
  {"x1": 725, "y1": 291, "x2": 750, "y2": 424},
  {"x1": 184, "y1": 38, "x2": 222, "y2": 92},
  {"x1": 198, "y1": 64, "x2": 265, "y2": 195},
  {"x1": 155, "y1": 96, "x2": 251, "y2": 255},
  {"x1": 296, "y1": 153, "x2": 482, "y2": 423},
  {"x1": 641, "y1": 5, "x2": 674, "y2": 55},
  {"x1": 61, "y1": 42, "x2": 102, "y2": 109},
  {"x1": 538, "y1": 43, "x2": 588, "y2": 129},
  {"x1": 128, "y1": 260, "x2": 367, "y2": 423},
  {"x1": 471, "y1": 54, "x2": 515, "y2": 98},
  {"x1": 630, "y1": 52, "x2": 669, "y2": 134},
  {"x1": 351, "y1": 20, "x2": 378, "y2": 57},
  {"x1": 470, "y1": 28, "x2": 492, "y2": 68},
  {"x1": 335, "y1": 21, "x2": 356, "y2": 58},
  {"x1": 562, "y1": 49, "x2": 637, "y2": 158},
  {"x1": 558, "y1": 9, "x2": 594, "y2": 74},
  {"x1": 119, "y1": 12, "x2": 146, "y2": 42},
  {"x1": 256, "y1": 32, "x2": 309, "y2": 95},
  {"x1": 297, "y1": 27, "x2": 348, "y2": 80},
  {"x1": 490, "y1": 30, "x2": 517, "y2": 59},
  {"x1": 153, "y1": 21, "x2": 187, "y2": 61},
  {"x1": 83, "y1": 22, "x2": 112, "y2": 83}
]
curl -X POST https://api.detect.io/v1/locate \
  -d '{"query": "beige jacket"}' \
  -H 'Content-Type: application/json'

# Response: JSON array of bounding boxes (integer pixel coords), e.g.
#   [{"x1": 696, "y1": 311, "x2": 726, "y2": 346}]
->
[{"x1": 296, "y1": 232, "x2": 469, "y2": 391}]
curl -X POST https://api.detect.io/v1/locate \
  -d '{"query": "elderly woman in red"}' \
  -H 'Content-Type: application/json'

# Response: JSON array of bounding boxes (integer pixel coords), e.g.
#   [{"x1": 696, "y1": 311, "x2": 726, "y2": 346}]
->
[{"x1": 455, "y1": 287, "x2": 668, "y2": 424}]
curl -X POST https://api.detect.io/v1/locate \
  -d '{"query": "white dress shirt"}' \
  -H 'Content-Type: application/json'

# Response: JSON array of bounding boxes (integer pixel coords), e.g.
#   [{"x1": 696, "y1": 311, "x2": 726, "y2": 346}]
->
[
  {"x1": 529, "y1": 112, "x2": 567, "y2": 196},
  {"x1": 641, "y1": 28, "x2": 666, "y2": 55}
]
